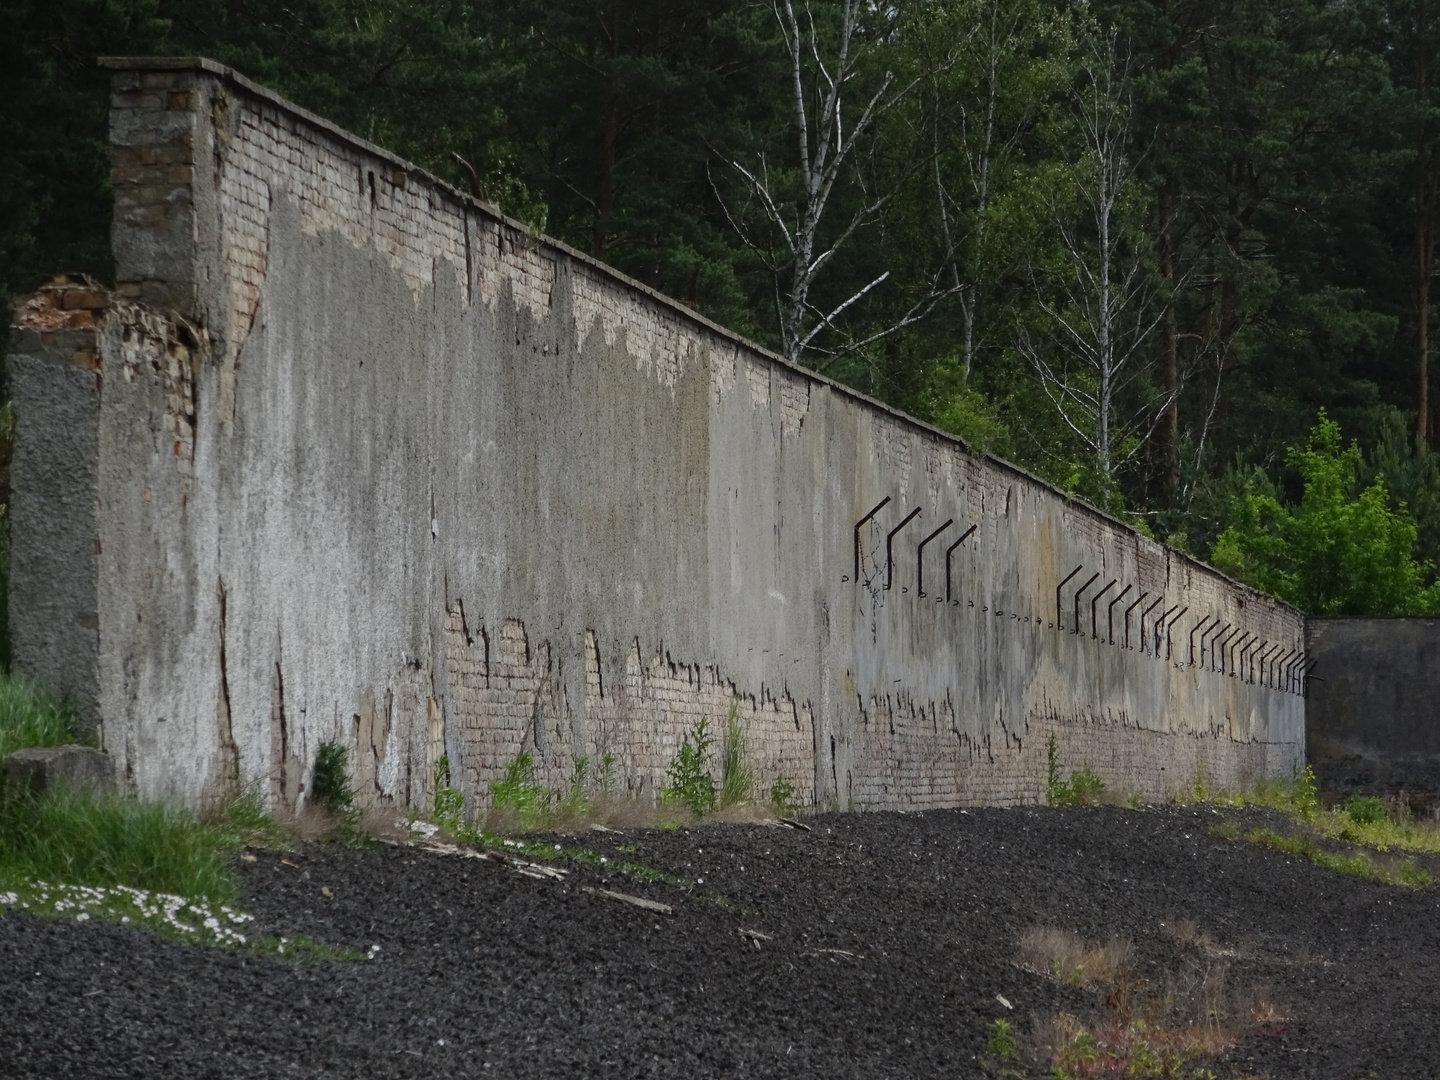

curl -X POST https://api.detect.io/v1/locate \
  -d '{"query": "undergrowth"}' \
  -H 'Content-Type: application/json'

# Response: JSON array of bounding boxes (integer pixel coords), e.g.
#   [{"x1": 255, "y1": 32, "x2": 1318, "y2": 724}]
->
[
  {"x1": 1047, "y1": 734, "x2": 1106, "y2": 807},
  {"x1": 1201, "y1": 764, "x2": 1437, "y2": 887}
]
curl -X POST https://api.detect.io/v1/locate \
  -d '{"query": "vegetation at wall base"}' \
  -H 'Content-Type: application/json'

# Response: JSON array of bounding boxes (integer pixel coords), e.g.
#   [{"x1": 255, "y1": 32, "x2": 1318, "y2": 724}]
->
[
  {"x1": 1046, "y1": 733, "x2": 1107, "y2": 807},
  {"x1": 663, "y1": 716, "x2": 718, "y2": 818},
  {"x1": 310, "y1": 740, "x2": 356, "y2": 816}
]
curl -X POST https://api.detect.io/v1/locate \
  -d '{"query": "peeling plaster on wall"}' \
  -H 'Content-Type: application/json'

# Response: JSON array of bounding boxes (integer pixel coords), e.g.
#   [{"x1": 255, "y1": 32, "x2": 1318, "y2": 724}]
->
[{"x1": 3, "y1": 58, "x2": 1306, "y2": 815}]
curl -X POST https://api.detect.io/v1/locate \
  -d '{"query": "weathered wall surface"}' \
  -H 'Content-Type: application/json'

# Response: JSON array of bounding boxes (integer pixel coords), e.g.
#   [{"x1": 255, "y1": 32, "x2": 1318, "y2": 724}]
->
[
  {"x1": 1306, "y1": 618, "x2": 1440, "y2": 801},
  {"x1": 7, "y1": 58, "x2": 1306, "y2": 813}
]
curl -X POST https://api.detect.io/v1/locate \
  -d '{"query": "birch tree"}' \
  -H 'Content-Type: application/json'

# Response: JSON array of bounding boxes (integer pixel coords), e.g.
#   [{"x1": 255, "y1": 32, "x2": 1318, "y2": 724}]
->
[
  {"x1": 718, "y1": 0, "x2": 961, "y2": 368},
  {"x1": 1021, "y1": 31, "x2": 1170, "y2": 492}
]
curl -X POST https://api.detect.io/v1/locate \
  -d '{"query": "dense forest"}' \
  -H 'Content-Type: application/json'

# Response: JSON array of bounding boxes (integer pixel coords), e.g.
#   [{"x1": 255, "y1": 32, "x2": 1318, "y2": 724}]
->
[{"x1": 4, "y1": 0, "x2": 1440, "y2": 614}]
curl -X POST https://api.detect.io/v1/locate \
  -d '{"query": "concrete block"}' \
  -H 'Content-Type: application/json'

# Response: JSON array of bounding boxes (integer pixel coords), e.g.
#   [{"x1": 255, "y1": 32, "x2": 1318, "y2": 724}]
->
[{"x1": 5, "y1": 745, "x2": 115, "y2": 797}]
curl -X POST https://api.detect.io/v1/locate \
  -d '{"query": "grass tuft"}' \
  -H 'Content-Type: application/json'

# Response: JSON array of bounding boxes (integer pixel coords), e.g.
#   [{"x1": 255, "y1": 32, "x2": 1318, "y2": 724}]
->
[
  {"x1": 719, "y1": 703, "x2": 755, "y2": 810},
  {"x1": 0, "y1": 789, "x2": 236, "y2": 901},
  {"x1": 0, "y1": 674, "x2": 80, "y2": 760}
]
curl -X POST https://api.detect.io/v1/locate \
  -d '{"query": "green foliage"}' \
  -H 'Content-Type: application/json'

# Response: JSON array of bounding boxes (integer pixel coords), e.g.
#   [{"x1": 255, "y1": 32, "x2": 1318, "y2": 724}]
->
[
  {"x1": 985, "y1": 1017, "x2": 1018, "y2": 1060},
  {"x1": 1047, "y1": 733, "x2": 1106, "y2": 806},
  {"x1": 432, "y1": 754, "x2": 464, "y2": 829},
  {"x1": 0, "y1": 788, "x2": 236, "y2": 901},
  {"x1": 769, "y1": 776, "x2": 797, "y2": 814},
  {"x1": 719, "y1": 704, "x2": 754, "y2": 809},
  {"x1": 0, "y1": 673, "x2": 79, "y2": 760},
  {"x1": 1344, "y1": 794, "x2": 1385, "y2": 826},
  {"x1": 1212, "y1": 413, "x2": 1440, "y2": 615},
  {"x1": 310, "y1": 740, "x2": 354, "y2": 815},
  {"x1": 664, "y1": 716, "x2": 717, "y2": 817},
  {"x1": 489, "y1": 750, "x2": 546, "y2": 819},
  {"x1": 1291, "y1": 764, "x2": 1320, "y2": 822},
  {"x1": 1237, "y1": 826, "x2": 1430, "y2": 889}
]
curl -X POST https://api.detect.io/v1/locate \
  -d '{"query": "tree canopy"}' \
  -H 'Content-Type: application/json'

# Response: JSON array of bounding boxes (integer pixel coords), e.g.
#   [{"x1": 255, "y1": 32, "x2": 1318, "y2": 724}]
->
[{"x1": 4, "y1": 0, "x2": 1440, "y2": 613}]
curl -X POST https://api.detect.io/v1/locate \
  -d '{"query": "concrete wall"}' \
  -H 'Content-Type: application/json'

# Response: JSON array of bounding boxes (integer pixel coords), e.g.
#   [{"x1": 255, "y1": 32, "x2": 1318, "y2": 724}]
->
[
  {"x1": 1306, "y1": 618, "x2": 1440, "y2": 801},
  {"x1": 6, "y1": 57, "x2": 1307, "y2": 813}
]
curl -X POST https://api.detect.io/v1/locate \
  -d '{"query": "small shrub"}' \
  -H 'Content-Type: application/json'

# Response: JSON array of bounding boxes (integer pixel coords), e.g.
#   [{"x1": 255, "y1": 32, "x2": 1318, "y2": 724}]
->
[
  {"x1": 1345, "y1": 794, "x2": 1384, "y2": 825},
  {"x1": 555, "y1": 756, "x2": 592, "y2": 819},
  {"x1": 1398, "y1": 858, "x2": 1433, "y2": 889},
  {"x1": 1047, "y1": 734, "x2": 1105, "y2": 806},
  {"x1": 310, "y1": 740, "x2": 355, "y2": 815},
  {"x1": 985, "y1": 1017, "x2": 1017, "y2": 1059},
  {"x1": 1291, "y1": 763, "x2": 1319, "y2": 821},
  {"x1": 719, "y1": 704, "x2": 755, "y2": 808},
  {"x1": 490, "y1": 751, "x2": 547, "y2": 818},
  {"x1": 596, "y1": 752, "x2": 617, "y2": 800},
  {"x1": 664, "y1": 717, "x2": 717, "y2": 817},
  {"x1": 769, "y1": 776, "x2": 797, "y2": 813}
]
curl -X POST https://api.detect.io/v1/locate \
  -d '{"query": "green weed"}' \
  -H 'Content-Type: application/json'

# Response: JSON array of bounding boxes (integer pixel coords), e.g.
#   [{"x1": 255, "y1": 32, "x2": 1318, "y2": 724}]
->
[
  {"x1": 664, "y1": 717, "x2": 717, "y2": 817},
  {"x1": 490, "y1": 750, "x2": 548, "y2": 820},
  {"x1": 1047, "y1": 734, "x2": 1106, "y2": 806},
  {"x1": 1232, "y1": 826, "x2": 1431, "y2": 888},
  {"x1": 211, "y1": 791, "x2": 291, "y2": 850},
  {"x1": 769, "y1": 776, "x2": 797, "y2": 813},
  {"x1": 985, "y1": 1017, "x2": 1017, "y2": 1059},
  {"x1": 432, "y1": 754, "x2": 465, "y2": 830},
  {"x1": 310, "y1": 740, "x2": 355, "y2": 816}
]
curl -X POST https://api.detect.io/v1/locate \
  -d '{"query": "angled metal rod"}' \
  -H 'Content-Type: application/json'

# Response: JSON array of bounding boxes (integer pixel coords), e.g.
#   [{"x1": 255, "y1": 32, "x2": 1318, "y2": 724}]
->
[
  {"x1": 853, "y1": 496, "x2": 891, "y2": 584},
  {"x1": 1163, "y1": 606, "x2": 1188, "y2": 660},
  {"x1": 1152, "y1": 604, "x2": 1180, "y2": 656},
  {"x1": 1205, "y1": 622, "x2": 1234, "y2": 671},
  {"x1": 1258, "y1": 642, "x2": 1283, "y2": 687},
  {"x1": 1189, "y1": 615, "x2": 1217, "y2": 667},
  {"x1": 1090, "y1": 579, "x2": 1118, "y2": 639},
  {"x1": 1273, "y1": 648, "x2": 1297, "y2": 690},
  {"x1": 1228, "y1": 632, "x2": 1254, "y2": 678},
  {"x1": 944, "y1": 524, "x2": 977, "y2": 602},
  {"x1": 915, "y1": 519, "x2": 953, "y2": 597},
  {"x1": 1137, "y1": 596, "x2": 1164, "y2": 654},
  {"x1": 1242, "y1": 637, "x2": 1266, "y2": 682},
  {"x1": 1123, "y1": 592, "x2": 1148, "y2": 650},
  {"x1": 1055, "y1": 565, "x2": 1083, "y2": 630},
  {"x1": 1072, "y1": 573, "x2": 1101, "y2": 636},
  {"x1": 1212, "y1": 625, "x2": 1241, "y2": 673},
  {"x1": 884, "y1": 506, "x2": 922, "y2": 591},
  {"x1": 1287, "y1": 654, "x2": 1305, "y2": 695},
  {"x1": 1107, "y1": 583, "x2": 1133, "y2": 645}
]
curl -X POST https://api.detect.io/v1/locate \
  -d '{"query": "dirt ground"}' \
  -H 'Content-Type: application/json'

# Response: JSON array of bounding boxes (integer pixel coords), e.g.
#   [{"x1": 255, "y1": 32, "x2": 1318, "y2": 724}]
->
[{"x1": 2, "y1": 803, "x2": 1438, "y2": 1079}]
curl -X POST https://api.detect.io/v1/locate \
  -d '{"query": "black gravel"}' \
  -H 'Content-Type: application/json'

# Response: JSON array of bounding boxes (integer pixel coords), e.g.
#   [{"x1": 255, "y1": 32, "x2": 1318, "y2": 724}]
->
[{"x1": 3, "y1": 804, "x2": 1438, "y2": 1078}]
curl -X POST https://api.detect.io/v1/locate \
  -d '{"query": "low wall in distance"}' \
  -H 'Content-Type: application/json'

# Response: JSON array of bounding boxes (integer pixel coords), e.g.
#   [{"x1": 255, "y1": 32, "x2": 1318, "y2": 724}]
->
[
  {"x1": 1306, "y1": 618, "x2": 1440, "y2": 809},
  {"x1": 5, "y1": 58, "x2": 1307, "y2": 815}
]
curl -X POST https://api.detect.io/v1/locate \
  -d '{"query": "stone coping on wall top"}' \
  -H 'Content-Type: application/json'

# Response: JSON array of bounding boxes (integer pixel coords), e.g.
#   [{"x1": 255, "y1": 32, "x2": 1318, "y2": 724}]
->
[{"x1": 94, "y1": 55, "x2": 1299, "y2": 620}]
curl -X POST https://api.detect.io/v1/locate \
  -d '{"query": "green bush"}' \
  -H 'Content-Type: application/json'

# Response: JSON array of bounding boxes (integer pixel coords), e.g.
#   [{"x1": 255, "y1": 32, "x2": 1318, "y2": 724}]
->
[
  {"x1": 432, "y1": 754, "x2": 464, "y2": 828},
  {"x1": 0, "y1": 673, "x2": 79, "y2": 760},
  {"x1": 1212, "y1": 411, "x2": 1440, "y2": 615},
  {"x1": 310, "y1": 740, "x2": 355, "y2": 814},
  {"x1": 1047, "y1": 733, "x2": 1106, "y2": 806},
  {"x1": 1344, "y1": 794, "x2": 1385, "y2": 825},
  {"x1": 664, "y1": 717, "x2": 717, "y2": 816}
]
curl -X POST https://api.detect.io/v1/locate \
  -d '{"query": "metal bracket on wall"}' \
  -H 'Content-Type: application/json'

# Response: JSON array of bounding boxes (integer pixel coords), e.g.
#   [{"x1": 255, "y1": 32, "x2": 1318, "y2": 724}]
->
[
  {"x1": 1073, "y1": 573, "x2": 1102, "y2": 636},
  {"x1": 1107, "y1": 584, "x2": 1133, "y2": 645},
  {"x1": 1188, "y1": 615, "x2": 1215, "y2": 667},
  {"x1": 885, "y1": 507, "x2": 922, "y2": 591},
  {"x1": 852, "y1": 496, "x2": 892, "y2": 585},
  {"x1": 1161, "y1": 606, "x2": 1187, "y2": 659},
  {"x1": 1123, "y1": 592, "x2": 1148, "y2": 650},
  {"x1": 1055, "y1": 565, "x2": 1083, "y2": 630},
  {"x1": 1138, "y1": 596, "x2": 1164, "y2": 654},
  {"x1": 1227, "y1": 631, "x2": 1253, "y2": 677},
  {"x1": 1152, "y1": 604, "x2": 1180, "y2": 656},
  {"x1": 1274, "y1": 648, "x2": 1297, "y2": 691},
  {"x1": 915, "y1": 520, "x2": 953, "y2": 598},
  {"x1": 1090, "y1": 580, "x2": 1118, "y2": 639},
  {"x1": 945, "y1": 525, "x2": 978, "y2": 603},
  {"x1": 1210, "y1": 624, "x2": 1238, "y2": 672}
]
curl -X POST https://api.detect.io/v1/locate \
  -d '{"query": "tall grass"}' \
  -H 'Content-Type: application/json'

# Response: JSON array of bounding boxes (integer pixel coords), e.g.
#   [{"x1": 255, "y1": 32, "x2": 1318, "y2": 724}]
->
[
  {"x1": 0, "y1": 789, "x2": 236, "y2": 900},
  {"x1": 0, "y1": 674, "x2": 78, "y2": 759}
]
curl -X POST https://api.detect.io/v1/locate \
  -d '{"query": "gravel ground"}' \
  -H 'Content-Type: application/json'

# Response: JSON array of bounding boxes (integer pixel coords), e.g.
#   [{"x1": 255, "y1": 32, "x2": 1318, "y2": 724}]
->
[{"x1": 3, "y1": 803, "x2": 1438, "y2": 1079}]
